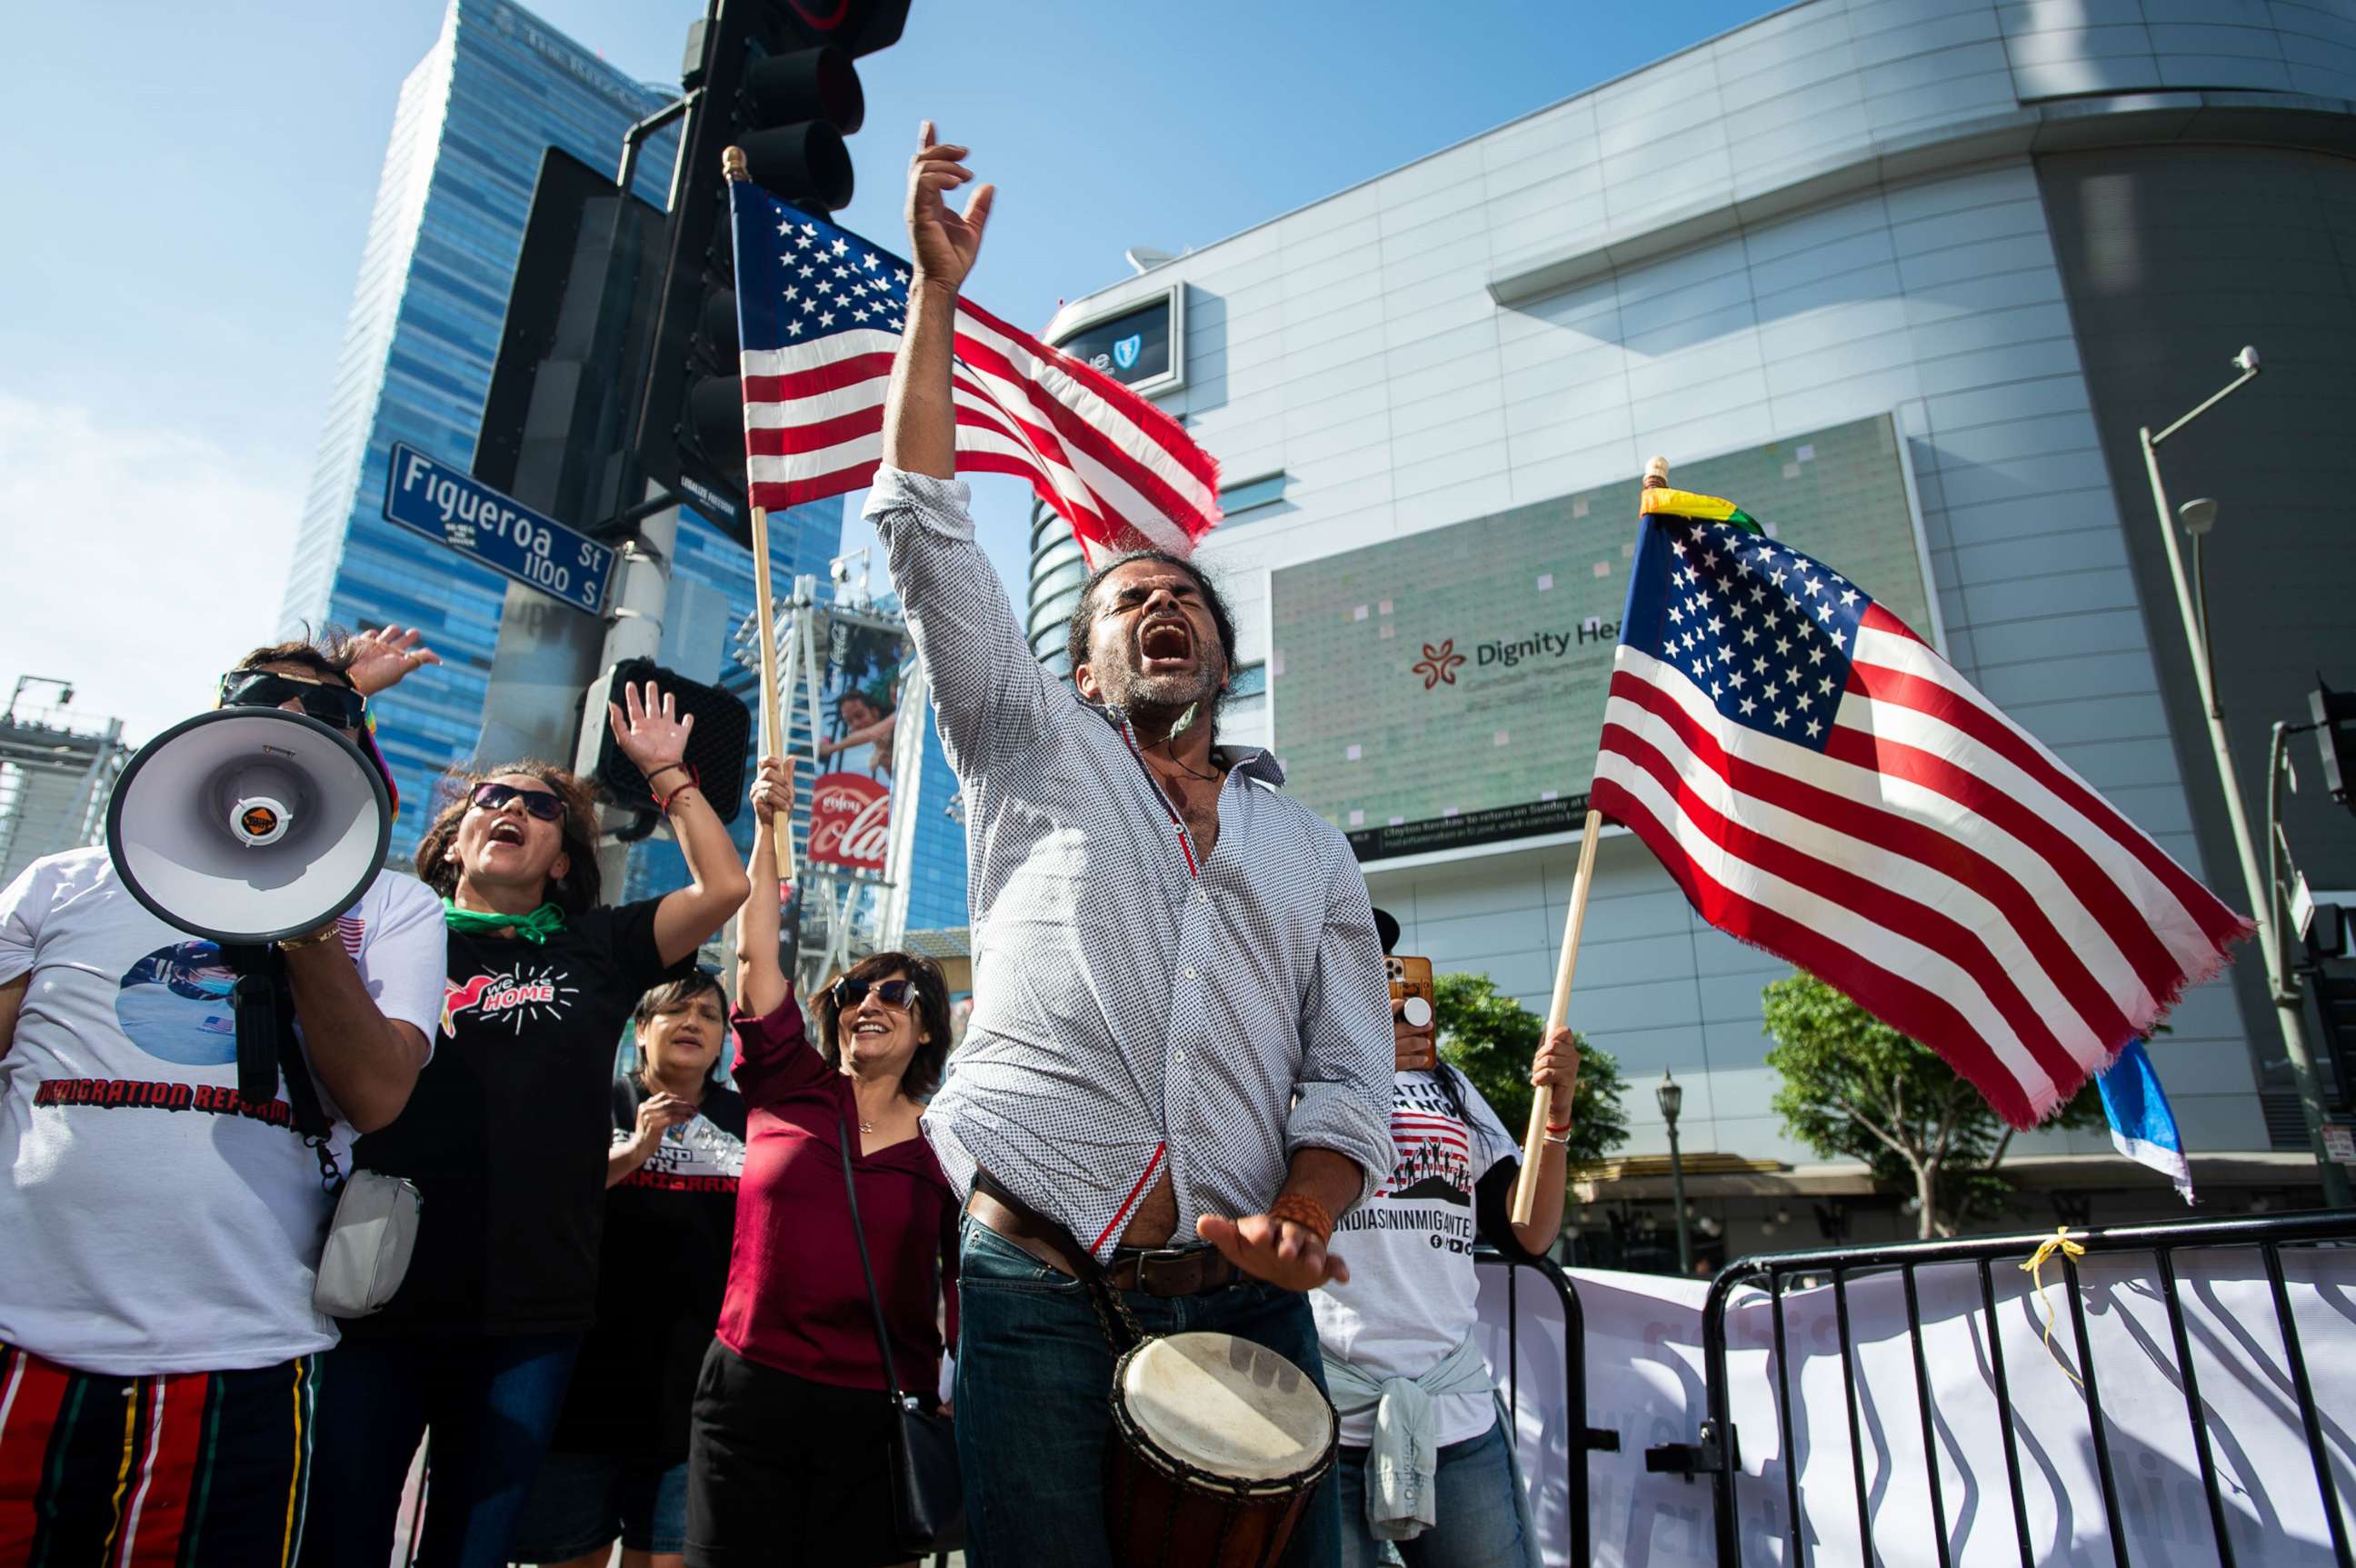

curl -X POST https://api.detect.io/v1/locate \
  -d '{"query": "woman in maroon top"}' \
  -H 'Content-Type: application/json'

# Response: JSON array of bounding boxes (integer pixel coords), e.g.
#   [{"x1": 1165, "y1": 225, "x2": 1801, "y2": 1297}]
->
[{"x1": 685, "y1": 758, "x2": 959, "y2": 1568}]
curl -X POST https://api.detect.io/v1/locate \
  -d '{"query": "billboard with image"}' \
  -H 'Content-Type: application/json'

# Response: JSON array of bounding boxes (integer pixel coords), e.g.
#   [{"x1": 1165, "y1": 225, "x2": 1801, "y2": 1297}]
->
[
  {"x1": 805, "y1": 619, "x2": 909, "y2": 875},
  {"x1": 1269, "y1": 414, "x2": 1932, "y2": 862}
]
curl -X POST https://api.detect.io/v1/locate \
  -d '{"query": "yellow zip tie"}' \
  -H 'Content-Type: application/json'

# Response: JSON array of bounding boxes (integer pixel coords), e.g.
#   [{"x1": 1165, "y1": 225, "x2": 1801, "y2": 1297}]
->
[{"x1": 2018, "y1": 1225, "x2": 2088, "y2": 1389}]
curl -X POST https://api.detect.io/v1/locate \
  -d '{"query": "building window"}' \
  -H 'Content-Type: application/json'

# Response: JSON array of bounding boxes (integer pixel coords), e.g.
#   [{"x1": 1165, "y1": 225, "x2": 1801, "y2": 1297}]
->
[{"x1": 1221, "y1": 472, "x2": 1287, "y2": 518}]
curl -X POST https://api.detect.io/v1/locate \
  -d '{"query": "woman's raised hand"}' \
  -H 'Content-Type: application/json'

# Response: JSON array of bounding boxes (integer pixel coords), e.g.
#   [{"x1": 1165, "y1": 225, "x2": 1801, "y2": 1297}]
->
[
  {"x1": 607, "y1": 680, "x2": 694, "y2": 779},
  {"x1": 749, "y1": 755, "x2": 793, "y2": 826}
]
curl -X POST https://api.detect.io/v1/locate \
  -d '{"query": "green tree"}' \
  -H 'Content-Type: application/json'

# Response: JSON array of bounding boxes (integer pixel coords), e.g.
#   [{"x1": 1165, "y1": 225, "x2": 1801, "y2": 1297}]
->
[
  {"x1": 1433, "y1": 972, "x2": 1629, "y2": 1165},
  {"x1": 1762, "y1": 973, "x2": 2101, "y2": 1239}
]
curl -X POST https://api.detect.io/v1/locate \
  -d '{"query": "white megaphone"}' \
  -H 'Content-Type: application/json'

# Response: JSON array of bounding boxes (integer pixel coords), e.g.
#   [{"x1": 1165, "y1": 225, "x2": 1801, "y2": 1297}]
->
[{"x1": 106, "y1": 706, "x2": 393, "y2": 947}]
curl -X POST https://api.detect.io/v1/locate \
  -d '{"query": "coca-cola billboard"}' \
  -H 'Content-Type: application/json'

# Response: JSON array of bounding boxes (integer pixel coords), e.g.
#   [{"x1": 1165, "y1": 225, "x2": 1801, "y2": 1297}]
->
[{"x1": 807, "y1": 771, "x2": 890, "y2": 873}]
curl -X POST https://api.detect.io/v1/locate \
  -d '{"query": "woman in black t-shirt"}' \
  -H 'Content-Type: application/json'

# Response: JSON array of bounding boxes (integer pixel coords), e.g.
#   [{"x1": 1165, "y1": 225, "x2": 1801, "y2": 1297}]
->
[
  {"x1": 512, "y1": 970, "x2": 746, "y2": 1568},
  {"x1": 299, "y1": 682, "x2": 751, "y2": 1568}
]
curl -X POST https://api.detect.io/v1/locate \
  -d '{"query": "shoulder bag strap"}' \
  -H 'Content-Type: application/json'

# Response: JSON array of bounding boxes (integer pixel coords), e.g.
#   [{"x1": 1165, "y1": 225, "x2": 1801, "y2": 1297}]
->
[
  {"x1": 265, "y1": 954, "x2": 343, "y2": 1190},
  {"x1": 834, "y1": 1111, "x2": 908, "y2": 1403}
]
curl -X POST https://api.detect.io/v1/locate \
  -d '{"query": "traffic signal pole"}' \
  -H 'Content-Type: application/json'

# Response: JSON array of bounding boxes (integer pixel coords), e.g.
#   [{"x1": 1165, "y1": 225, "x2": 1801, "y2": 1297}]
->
[{"x1": 477, "y1": 0, "x2": 907, "y2": 894}]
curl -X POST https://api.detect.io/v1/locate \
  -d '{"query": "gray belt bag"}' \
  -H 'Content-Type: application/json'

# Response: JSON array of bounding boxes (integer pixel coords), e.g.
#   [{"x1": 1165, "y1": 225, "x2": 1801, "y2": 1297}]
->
[{"x1": 314, "y1": 1171, "x2": 421, "y2": 1318}]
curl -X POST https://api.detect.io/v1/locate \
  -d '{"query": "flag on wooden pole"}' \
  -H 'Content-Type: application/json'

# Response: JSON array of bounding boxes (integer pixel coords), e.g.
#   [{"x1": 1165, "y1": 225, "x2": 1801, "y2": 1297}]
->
[
  {"x1": 727, "y1": 179, "x2": 1220, "y2": 556},
  {"x1": 1591, "y1": 487, "x2": 2250, "y2": 1128}
]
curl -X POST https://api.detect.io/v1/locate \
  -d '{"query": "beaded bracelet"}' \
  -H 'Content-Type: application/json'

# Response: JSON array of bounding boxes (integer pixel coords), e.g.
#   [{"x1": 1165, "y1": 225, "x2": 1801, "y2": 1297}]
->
[{"x1": 1268, "y1": 1193, "x2": 1334, "y2": 1243}]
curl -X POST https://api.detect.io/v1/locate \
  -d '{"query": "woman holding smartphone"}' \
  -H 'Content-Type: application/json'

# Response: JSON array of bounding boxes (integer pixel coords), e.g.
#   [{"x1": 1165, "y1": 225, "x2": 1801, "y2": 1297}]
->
[{"x1": 1311, "y1": 909, "x2": 1576, "y2": 1568}]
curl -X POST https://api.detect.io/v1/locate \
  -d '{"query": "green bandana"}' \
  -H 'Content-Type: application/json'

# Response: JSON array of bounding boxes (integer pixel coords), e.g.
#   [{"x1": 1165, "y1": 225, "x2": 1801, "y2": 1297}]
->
[{"x1": 442, "y1": 899, "x2": 568, "y2": 945}]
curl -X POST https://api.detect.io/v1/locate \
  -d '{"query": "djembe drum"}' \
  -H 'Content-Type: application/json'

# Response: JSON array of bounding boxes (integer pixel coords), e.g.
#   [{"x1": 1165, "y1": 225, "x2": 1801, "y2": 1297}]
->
[{"x1": 1103, "y1": 1331, "x2": 1338, "y2": 1567}]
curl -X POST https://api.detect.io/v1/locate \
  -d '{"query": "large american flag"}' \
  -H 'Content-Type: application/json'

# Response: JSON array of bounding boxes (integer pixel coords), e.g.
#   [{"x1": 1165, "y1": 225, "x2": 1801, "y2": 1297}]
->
[
  {"x1": 728, "y1": 178, "x2": 1220, "y2": 555},
  {"x1": 1590, "y1": 488, "x2": 2249, "y2": 1128}
]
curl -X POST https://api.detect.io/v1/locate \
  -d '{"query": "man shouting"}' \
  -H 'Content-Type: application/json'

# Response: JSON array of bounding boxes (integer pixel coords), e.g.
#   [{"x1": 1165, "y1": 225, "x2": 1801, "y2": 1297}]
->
[{"x1": 865, "y1": 124, "x2": 1392, "y2": 1566}]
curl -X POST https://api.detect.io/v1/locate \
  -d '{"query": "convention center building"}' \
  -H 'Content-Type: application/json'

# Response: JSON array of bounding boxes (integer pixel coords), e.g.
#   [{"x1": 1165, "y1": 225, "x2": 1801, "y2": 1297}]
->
[{"x1": 1026, "y1": 0, "x2": 2356, "y2": 1259}]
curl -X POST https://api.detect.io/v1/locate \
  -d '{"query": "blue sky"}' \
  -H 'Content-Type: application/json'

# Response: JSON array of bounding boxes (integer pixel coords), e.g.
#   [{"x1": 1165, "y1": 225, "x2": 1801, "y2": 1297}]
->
[{"x1": 1, "y1": 0, "x2": 1772, "y2": 741}]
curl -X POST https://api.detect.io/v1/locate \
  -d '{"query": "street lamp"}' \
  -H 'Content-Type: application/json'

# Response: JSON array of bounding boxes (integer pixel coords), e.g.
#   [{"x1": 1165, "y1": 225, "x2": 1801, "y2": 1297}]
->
[
  {"x1": 1657, "y1": 1069, "x2": 1692, "y2": 1275},
  {"x1": 2138, "y1": 346, "x2": 2351, "y2": 1208}
]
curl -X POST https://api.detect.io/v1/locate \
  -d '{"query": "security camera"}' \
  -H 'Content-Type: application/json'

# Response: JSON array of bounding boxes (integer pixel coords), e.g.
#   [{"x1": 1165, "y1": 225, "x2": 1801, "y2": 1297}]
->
[{"x1": 2234, "y1": 345, "x2": 2261, "y2": 375}]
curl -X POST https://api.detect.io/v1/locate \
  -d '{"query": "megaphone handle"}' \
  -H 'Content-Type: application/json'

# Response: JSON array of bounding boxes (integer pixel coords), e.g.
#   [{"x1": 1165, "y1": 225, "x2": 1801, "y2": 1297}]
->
[{"x1": 224, "y1": 944, "x2": 284, "y2": 1108}]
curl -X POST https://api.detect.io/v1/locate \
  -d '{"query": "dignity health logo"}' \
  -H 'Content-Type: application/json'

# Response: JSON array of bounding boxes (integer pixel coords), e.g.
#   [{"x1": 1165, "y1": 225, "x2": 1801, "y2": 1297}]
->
[
  {"x1": 1410, "y1": 621, "x2": 1620, "y2": 689},
  {"x1": 1413, "y1": 641, "x2": 1464, "y2": 689}
]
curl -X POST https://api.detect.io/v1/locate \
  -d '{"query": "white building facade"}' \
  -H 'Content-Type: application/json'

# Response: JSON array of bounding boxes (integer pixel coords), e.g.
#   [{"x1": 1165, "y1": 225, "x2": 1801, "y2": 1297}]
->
[{"x1": 1033, "y1": 0, "x2": 2356, "y2": 1246}]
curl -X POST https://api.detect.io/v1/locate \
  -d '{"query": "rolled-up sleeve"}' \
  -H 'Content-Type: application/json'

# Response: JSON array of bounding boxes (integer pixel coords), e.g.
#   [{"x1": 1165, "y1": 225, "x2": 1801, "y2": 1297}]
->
[
  {"x1": 1285, "y1": 845, "x2": 1396, "y2": 1213},
  {"x1": 864, "y1": 465, "x2": 1054, "y2": 781}
]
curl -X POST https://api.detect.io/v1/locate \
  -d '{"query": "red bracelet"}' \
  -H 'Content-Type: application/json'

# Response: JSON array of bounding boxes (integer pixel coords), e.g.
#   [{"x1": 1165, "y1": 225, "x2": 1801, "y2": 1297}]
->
[
  {"x1": 654, "y1": 764, "x2": 700, "y2": 814},
  {"x1": 1545, "y1": 1120, "x2": 1572, "y2": 1134}
]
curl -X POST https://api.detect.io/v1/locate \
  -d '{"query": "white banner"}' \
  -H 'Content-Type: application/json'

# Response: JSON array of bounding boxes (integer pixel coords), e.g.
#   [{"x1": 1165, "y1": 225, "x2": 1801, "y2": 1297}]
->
[{"x1": 1473, "y1": 1250, "x2": 2356, "y2": 1567}]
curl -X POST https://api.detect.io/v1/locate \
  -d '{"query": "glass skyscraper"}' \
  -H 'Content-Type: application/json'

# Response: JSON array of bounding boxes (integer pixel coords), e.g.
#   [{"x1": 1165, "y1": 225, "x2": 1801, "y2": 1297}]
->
[{"x1": 283, "y1": 0, "x2": 966, "y2": 931}]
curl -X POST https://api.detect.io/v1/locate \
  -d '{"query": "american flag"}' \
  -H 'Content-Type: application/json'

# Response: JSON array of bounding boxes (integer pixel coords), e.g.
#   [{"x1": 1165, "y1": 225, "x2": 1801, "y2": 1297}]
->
[
  {"x1": 727, "y1": 179, "x2": 1220, "y2": 555},
  {"x1": 1590, "y1": 488, "x2": 2250, "y2": 1128}
]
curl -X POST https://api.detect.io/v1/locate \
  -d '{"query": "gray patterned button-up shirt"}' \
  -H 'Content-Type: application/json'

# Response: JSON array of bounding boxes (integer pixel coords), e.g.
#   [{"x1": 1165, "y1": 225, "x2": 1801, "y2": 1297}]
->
[{"x1": 866, "y1": 466, "x2": 1393, "y2": 1261}]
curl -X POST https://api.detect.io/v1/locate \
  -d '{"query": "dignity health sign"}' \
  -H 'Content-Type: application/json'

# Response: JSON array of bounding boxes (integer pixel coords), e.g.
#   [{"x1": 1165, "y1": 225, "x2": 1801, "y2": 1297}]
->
[
  {"x1": 1269, "y1": 414, "x2": 1930, "y2": 863},
  {"x1": 1472, "y1": 1250, "x2": 2356, "y2": 1567}
]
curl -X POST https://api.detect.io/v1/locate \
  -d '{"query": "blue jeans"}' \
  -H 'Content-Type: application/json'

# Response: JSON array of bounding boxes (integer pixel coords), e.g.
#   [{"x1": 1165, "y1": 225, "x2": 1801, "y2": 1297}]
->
[
  {"x1": 1333, "y1": 1416, "x2": 1529, "y2": 1568},
  {"x1": 297, "y1": 1332, "x2": 582, "y2": 1568},
  {"x1": 955, "y1": 1223, "x2": 1343, "y2": 1568}
]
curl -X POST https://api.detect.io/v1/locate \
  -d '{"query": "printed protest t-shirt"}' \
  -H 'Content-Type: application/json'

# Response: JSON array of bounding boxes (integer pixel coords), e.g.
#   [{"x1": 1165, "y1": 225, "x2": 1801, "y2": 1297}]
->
[
  {"x1": 553, "y1": 1074, "x2": 746, "y2": 1459},
  {"x1": 1311, "y1": 1066, "x2": 1520, "y2": 1449},
  {"x1": 346, "y1": 898, "x2": 690, "y2": 1336},
  {"x1": 0, "y1": 848, "x2": 446, "y2": 1374}
]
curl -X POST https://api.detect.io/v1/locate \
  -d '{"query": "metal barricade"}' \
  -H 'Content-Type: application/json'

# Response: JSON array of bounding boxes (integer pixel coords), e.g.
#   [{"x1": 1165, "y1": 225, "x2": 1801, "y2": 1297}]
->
[
  {"x1": 1642, "y1": 1208, "x2": 2356, "y2": 1568},
  {"x1": 1476, "y1": 1246, "x2": 1617, "y2": 1568}
]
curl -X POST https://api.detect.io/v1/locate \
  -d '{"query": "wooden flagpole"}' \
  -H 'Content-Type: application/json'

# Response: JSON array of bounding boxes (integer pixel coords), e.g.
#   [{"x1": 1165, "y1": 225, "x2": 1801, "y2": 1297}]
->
[
  {"x1": 1511, "y1": 453, "x2": 1671, "y2": 1226},
  {"x1": 724, "y1": 145, "x2": 793, "y2": 879},
  {"x1": 749, "y1": 505, "x2": 793, "y2": 879}
]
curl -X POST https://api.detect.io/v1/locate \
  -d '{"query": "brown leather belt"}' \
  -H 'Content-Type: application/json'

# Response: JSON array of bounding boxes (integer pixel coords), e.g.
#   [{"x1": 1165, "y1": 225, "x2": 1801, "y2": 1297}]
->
[{"x1": 966, "y1": 1178, "x2": 1240, "y2": 1298}]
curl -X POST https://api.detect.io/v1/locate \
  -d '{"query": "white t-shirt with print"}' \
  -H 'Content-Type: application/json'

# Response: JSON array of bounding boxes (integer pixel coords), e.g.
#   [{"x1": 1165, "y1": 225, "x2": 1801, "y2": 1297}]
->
[
  {"x1": 1312, "y1": 1067, "x2": 1520, "y2": 1449},
  {"x1": 0, "y1": 848, "x2": 446, "y2": 1374}
]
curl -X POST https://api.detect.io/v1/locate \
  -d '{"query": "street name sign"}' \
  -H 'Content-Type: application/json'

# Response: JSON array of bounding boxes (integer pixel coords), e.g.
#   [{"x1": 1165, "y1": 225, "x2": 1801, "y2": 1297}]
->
[{"x1": 381, "y1": 443, "x2": 614, "y2": 614}]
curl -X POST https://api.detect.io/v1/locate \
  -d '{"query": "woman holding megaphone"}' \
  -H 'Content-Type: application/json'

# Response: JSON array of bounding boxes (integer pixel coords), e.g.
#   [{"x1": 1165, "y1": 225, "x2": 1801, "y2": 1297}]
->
[{"x1": 299, "y1": 681, "x2": 751, "y2": 1568}]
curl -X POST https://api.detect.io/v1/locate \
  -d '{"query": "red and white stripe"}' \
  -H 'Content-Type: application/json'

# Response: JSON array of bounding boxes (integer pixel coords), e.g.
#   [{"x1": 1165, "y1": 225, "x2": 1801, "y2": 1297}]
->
[
  {"x1": 1590, "y1": 604, "x2": 2249, "y2": 1129},
  {"x1": 741, "y1": 297, "x2": 1219, "y2": 557}
]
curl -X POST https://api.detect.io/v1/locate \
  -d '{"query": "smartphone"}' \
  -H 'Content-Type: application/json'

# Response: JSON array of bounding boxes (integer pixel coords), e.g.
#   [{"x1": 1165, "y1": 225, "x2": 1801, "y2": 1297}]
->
[
  {"x1": 1387, "y1": 954, "x2": 1433, "y2": 1028},
  {"x1": 1388, "y1": 954, "x2": 1435, "y2": 1069}
]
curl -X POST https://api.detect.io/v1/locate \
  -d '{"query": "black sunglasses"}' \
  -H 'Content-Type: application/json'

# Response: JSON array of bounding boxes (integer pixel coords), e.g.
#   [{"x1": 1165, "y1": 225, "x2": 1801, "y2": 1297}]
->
[
  {"x1": 832, "y1": 976, "x2": 916, "y2": 1011},
  {"x1": 219, "y1": 671, "x2": 367, "y2": 730},
  {"x1": 469, "y1": 781, "x2": 567, "y2": 822}
]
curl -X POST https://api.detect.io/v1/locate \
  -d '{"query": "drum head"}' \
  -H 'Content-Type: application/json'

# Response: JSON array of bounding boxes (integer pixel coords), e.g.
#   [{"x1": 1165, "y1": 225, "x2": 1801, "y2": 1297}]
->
[{"x1": 1118, "y1": 1332, "x2": 1334, "y2": 1483}]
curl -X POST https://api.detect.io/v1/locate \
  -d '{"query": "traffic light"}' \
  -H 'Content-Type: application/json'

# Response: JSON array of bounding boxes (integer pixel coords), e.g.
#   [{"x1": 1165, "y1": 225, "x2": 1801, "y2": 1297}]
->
[
  {"x1": 474, "y1": 148, "x2": 667, "y2": 532},
  {"x1": 634, "y1": 0, "x2": 909, "y2": 541},
  {"x1": 2311, "y1": 680, "x2": 2356, "y2": 814}
]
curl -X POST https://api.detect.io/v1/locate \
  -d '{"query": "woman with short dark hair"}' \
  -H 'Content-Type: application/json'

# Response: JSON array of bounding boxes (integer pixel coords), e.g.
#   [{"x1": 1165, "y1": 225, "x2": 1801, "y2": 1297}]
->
[
  {"x1": 684, "y1": 758, "x2": 960, "y2": 1568},
  {"x1": 512, "y1": 969, "x2": 746, "y2": 1568},
  {"x1": 300, "y1": 683, "x2": 751, "y2": 1568}
]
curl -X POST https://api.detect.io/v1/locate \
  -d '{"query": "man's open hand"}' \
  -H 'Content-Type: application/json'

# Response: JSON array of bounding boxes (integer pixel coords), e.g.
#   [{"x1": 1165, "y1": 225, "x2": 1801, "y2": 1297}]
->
[
  {"x1": 1196, "y1": 1213, "x2": 1348, "y2": 1293},
  {"x1": 905, "y1": 121, "x2": 993, "y2": 294}
]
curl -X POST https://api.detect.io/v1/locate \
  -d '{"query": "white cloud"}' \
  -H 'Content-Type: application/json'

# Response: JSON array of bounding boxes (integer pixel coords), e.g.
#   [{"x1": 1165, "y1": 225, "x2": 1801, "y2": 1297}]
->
[{"x1": 0, "y1": 395, "x2": 305, "y2": 747}]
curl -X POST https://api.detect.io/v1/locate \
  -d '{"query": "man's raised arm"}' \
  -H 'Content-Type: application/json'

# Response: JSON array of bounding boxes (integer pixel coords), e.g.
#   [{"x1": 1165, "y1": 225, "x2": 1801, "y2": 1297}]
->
[{"x1": 863, "y1": 121, "x2": 1049, "y2": 777}]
